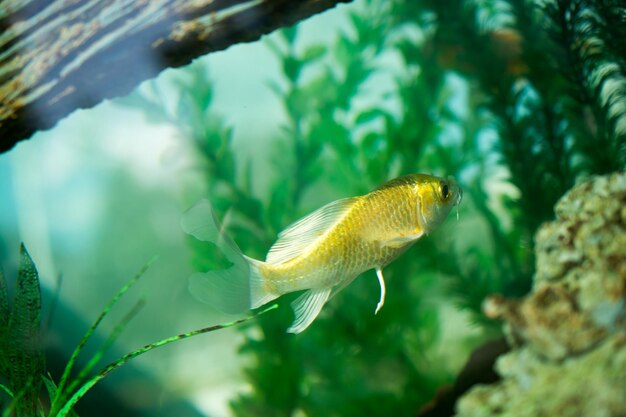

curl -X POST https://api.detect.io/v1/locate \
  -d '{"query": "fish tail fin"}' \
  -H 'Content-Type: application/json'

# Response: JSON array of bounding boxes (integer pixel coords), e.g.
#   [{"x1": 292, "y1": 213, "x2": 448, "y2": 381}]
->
[
  {"x1": 188, "y1": 257, "x2": 278, "y2": 314},
  {"x1": 182, "y1": 200, "x2": 279, "y2": 313}
]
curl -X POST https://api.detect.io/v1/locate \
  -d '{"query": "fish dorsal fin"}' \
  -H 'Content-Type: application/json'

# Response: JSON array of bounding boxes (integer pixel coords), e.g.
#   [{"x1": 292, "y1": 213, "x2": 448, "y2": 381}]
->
[
  {"x1": 288, "y1": 288, "x2": 332, "y2": 334},
  {"x1": 373, "y1": 174, "x2": 419, "y2": 191},
  {"x1": 266, "y1": 197, "x2": 357, "y2": 265}
]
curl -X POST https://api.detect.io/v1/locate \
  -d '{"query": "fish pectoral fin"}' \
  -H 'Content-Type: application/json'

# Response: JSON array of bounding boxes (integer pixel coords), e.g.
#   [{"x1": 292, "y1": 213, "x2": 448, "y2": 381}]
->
[
  {"x1": 287, "y1": 288, "x2": 331, "y2": 334},
  {"x1": 379, "y1": 232, "x2": 424, "y2": 248},
  {"x1": 375, "y1": 267, "x2": 386, "y2": 315}
]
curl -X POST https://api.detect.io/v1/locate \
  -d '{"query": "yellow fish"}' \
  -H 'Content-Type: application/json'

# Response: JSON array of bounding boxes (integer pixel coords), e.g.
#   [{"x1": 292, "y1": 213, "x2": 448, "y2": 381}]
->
[{"x1": 182, "y1": 173, "x2": 462, "y2": 333}]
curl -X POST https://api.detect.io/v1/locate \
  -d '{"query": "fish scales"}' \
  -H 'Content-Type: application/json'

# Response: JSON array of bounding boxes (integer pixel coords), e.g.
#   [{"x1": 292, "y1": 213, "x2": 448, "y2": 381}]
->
[
  {"x1": 182, "y1": 173, "x2": 462, "y2": 333},
  {"x1": 262, "y1": 179, "x2": 421, "y2": 293}
]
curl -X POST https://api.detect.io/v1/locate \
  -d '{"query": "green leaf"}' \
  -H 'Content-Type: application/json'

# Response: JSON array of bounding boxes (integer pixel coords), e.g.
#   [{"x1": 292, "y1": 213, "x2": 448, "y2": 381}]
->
[
  {"x1": 361, "y1": 131, "x2": 384, "y2": 155},
  {"x1": 301, "y1": 45, "x2": 326, "y2": 62},
  {"x1": 281, "y1": 26, "x2": 298, "y2": 46},
  {"x1": 266, "y1": 80, "x2": 285, "y2": 97},
  {"x1": 349, "y1": 11, "x2": 366, "y2": 34},
  {"x1": 0, "y1": 382, "x2": 13, "y2": 398},
  {"x1": 335, "y1": 33, "x2": 355, "y2": 69},
  {"x1": 0, "y1": 268, "x2": 8, "y2": 329},
  {"x1": 41, "y1": 374, "x2": 78, "y2": 417},
  {"x1": 355, "y1": 109, "x2": 387, "y2": 125},
  {"x1": 267, "y1": 183, "x2": 291, "y2": 233},
  {"x1": 283, "y1": 56, "x2": 301, "y2": 82},
  {"x1": 265, "y1": 37, "x2": 285, "y2": 59},
  {"x1": 186, "y1": 63, "x2": 214, "y2": 111},
  {"x1": 63, "y1": 299, "x2": 146, "y2": 400},
  {"x1": 7, "y1": 244, "x2": 44, "y2": 415},
  {"x1": 216, "y1": 149, "x2": 236, "y2": 182},
  {"x1": 41, "y1": 374, "x2": 57, "y2": 403}
]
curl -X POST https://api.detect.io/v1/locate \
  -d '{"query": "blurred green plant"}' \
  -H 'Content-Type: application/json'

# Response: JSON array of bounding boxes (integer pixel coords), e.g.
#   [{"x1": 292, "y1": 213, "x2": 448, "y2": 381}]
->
[
  {"x1": 0, "y1": 245, "x2": 44, "y2": 417},
  {"x1": 0, "y1": 245, "x2": 276, "y2": 417},
  {"x1": 122, "y1": 0, "x2": 624, "y2": 415}
]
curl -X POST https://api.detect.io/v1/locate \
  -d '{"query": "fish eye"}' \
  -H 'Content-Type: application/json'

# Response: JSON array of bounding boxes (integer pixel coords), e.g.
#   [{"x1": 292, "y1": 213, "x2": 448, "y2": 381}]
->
[{"x1": 440, "y1": 182, "x2": 449, "y2": 199}]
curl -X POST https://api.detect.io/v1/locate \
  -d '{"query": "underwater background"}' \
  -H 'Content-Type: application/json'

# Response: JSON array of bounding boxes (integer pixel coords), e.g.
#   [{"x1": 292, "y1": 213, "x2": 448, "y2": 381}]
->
[{"x1": 0, "y1": 0, "x2": 624, "y2": 416}]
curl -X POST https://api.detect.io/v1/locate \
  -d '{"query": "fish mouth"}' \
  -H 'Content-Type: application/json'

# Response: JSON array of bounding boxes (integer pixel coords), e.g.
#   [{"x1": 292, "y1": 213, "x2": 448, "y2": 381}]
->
[
  {"x1": 446, "y1": 176, "x2": 463, "y2": 206},
  {"x1": 446, "y1": 176, "x2": 462, "y2": 221}
]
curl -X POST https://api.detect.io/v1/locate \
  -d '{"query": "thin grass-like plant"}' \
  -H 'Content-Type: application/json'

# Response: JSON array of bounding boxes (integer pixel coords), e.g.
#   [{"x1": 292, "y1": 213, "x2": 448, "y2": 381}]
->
[
  {"x1": 0, "y1": 246, "x2": 279, "y2": 417},
  {"x1": 47, "y1": 257, "x2": 158, "y2": 416},
  {"x1": 54, "y1": 303, "x2": 278, "y2": 417}
]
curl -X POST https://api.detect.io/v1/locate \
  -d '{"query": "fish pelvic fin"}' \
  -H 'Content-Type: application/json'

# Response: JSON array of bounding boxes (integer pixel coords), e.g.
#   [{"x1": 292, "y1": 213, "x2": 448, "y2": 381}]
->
[
  {"x1": 182, "y1": 199, "x2": 279, "y2": 313},
  {"x1": 374, "y1": 267, "x2": 386, "y2": 315}
]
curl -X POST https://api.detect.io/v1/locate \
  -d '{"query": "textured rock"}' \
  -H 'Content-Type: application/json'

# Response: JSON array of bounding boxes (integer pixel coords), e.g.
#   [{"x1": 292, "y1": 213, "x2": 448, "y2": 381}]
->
[{"x1": 457, "y1": 171, "x2": 626, "y2": 417}]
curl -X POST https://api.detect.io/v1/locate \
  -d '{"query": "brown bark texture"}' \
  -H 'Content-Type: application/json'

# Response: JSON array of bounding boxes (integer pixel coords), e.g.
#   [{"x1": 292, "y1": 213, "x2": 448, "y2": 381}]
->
[{"x1": 0, "y1": 0, "x2": 351, "y2": 153}]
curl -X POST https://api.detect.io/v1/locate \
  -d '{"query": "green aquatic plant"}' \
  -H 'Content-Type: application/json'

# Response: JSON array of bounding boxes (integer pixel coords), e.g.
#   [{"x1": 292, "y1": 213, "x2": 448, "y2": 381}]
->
[
  {"x1": 427, "y1": 0, "x2": 625, "y2": 215},
  {"x1": 227, "y1": 7, "x2": 504, "y2": 416},
  {"x1": 120, "y1": 0, "x2": 624, "y2": 415},
  {"x1": 0, "y1": 0, "x2": 620, "y2": 416},
  {"x1": 0, "y1": 245, "x2": 276, "y2": 417},
  {"x1": 0, "y1": 245, "x2": 44, "y2": 417},
  {"x1": 166, "y1": 5, "x2": 500, "y2": 416}
]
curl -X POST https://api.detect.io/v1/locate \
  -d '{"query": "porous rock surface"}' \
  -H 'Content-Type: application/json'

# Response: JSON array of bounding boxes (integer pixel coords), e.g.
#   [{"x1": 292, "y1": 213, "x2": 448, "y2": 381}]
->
[{"x1": 456, "y1": 171, "x2": 626, "y2": 417}]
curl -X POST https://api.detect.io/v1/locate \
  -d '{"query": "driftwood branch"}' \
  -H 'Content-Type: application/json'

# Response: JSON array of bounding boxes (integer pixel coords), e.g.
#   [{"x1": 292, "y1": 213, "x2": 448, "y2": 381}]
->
[{"x1": 0, "y1": 0, "x2": 351, "y2": 153}]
